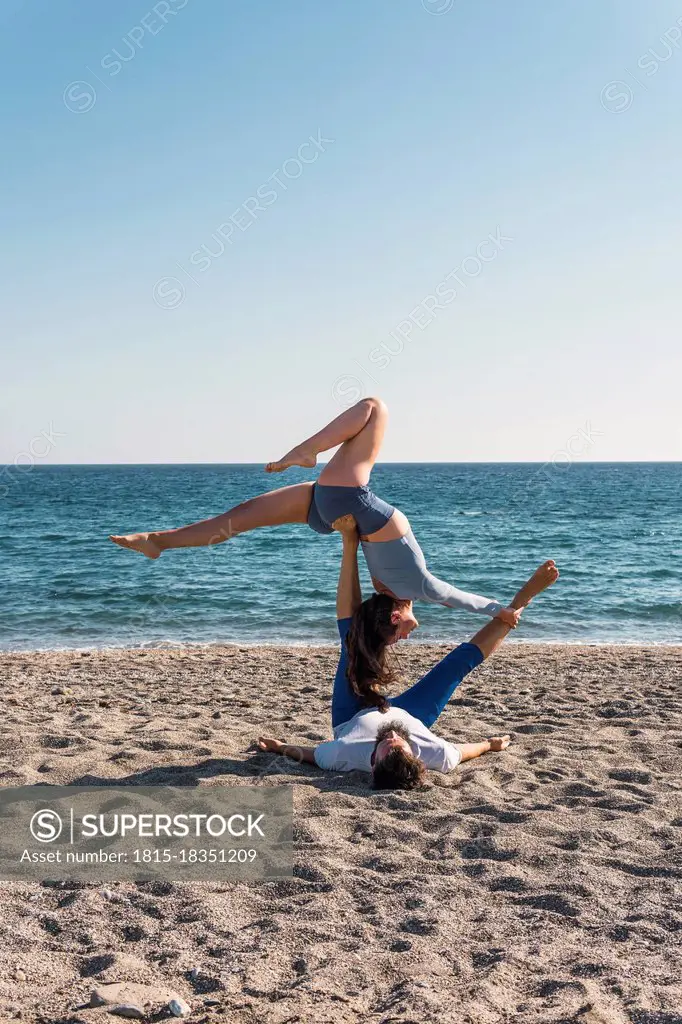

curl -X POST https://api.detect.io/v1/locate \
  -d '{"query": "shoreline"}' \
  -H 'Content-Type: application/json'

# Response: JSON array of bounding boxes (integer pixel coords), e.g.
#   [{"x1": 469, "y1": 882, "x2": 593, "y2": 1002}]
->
[{"x1": 3, "y1": 638, "x2": 682, "y2": 655}]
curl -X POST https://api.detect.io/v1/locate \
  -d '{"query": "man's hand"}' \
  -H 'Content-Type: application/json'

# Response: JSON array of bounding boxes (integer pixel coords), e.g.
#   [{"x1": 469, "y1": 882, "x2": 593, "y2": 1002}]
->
[
  {"x1": 332, "y1": 513, "x2": 359, "y2": 539},
  {"x1": 457, "y1": 734, "x2": 512, "y2": 762},
  {"x1": 496, "y1": 606, "x2": 522, "y2": 629},
  {"x1": 257, "y1": 736, "x2": 284, "y2": 754},
  {"x1": 257, "y1": 736, "x2": 317, "y2": 765}
]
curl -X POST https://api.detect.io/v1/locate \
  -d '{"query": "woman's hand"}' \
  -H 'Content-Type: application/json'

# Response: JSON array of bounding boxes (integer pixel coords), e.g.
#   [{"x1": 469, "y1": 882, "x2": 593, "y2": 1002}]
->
[
  {"x1": 496, "y1": 606, "x2": 522, "y2": 628},
  {"x1": 332, "y1": 514, "x2": 359, "y2": 541}
]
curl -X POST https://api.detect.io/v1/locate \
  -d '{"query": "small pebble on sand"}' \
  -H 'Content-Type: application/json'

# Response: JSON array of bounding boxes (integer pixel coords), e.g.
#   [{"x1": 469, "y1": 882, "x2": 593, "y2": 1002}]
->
[
  {"x1": 109, "y1": 1007, "x2": 144, "y2": 1020},
  {"x1": 168, "y1": 997, "x2": 191, "y2": 1017}
]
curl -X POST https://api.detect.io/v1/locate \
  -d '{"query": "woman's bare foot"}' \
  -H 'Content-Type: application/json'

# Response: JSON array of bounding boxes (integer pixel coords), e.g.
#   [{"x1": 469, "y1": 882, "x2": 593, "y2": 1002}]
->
[
  {"x1": 514, "y1": 560, "x2": 559, "y2": 607},
  {"x1": 265, "y1": 446, "x2": 317, "y2": 474},
  {"x1": 109, "y1": 532, "x2": 162, "y2": 559}
]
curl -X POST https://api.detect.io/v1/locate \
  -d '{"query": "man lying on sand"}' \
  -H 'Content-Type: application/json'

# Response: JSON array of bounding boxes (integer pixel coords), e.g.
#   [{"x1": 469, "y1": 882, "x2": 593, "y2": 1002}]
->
[{"x1": 258, "y1": 515, "x2": 559, "y2": 790}]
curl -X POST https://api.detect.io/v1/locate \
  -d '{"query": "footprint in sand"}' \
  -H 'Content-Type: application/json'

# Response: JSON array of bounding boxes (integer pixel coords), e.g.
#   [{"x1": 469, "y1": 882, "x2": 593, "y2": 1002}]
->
[
  {"x1": 460, "y1": 838, "x2": 518, "y2": 862},
  {"x1": 515, "y1": 893, "x2": 579, "y2": 918},
  {"x1": 571, "y1": 962, "x2": 608, "y2": 978},
  {"x1": 534, "y1": 769, "x2": 567, "y2": 783},
  {"x1": 78, "y1": 954, "x2": 116, "y2": 977},
  {"x1": 40, "y1": 735, "x2": 88, "y2": 752},
  {"x1": 462, "y1": 862, "x2": 487, "y2": 878},
  {"x1": 399, "y1": 916, "x2": 438, "y2": 935},
  {"x1": 471, "y1": 948, "x2": 505, "y2": 968},
  {"x1": 459, "y1": 803, "x2": 531, "y2": 824},
  {"x1": 629, "y1": 1013, "x2": 682, "y2": 1024},
  {"x1": 609, "y1": 768, "x2": 652, "y2": 785},
  {"x1": 488, "y1": 875, "x2": 527, "y2": 893}
]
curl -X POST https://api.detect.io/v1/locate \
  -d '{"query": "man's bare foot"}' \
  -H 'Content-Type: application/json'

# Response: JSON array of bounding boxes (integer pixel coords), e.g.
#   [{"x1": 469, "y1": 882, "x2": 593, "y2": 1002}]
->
[
  {"x1": 489, "y1": 735, "x2": 511, "y2": 751},
  {"x1": 109, "y1": 532, "x2": 162, "y2": 559},
  {"x1": 265, "y1": 446, "x2": 317, "y2": 474},
  {"x1": 514, "y1": 559, "x2": 559, "y2": 607}
]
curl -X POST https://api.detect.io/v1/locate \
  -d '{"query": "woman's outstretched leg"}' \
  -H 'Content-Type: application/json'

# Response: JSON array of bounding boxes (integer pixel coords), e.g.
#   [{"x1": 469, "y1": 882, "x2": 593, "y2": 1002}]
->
[
  {"x1": 266, "y1": 396, "x2": 387, "y2": 485},
  {"x1": 110, "y1": 482, "x2": 314, "y2": 559},
  {"x1": 111, "y1": 396, "x2": 389, "y2": 559}
]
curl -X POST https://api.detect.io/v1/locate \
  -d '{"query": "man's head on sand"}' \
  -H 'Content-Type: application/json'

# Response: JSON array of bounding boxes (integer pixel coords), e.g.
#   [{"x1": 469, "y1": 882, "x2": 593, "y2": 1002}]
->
[{"x1": 370, "y1": 720, "x2": 426, "y2": 790}]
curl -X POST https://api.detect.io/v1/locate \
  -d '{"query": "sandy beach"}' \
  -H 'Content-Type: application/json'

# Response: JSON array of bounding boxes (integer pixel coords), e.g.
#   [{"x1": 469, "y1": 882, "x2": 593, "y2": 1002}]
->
[{"x1": 0, "y1": 641, "x2": 680, "y2": 1023}]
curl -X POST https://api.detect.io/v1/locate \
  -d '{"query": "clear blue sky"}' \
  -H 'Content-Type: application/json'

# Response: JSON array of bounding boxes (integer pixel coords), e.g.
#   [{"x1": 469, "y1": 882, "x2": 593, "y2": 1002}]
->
[{"x1": 2, "y1": 0, "x2": 680, "y2": 463}]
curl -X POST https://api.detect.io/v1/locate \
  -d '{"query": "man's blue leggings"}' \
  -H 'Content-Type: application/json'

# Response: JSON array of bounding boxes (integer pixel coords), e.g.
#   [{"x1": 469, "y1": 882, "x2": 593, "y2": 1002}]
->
[{"x1": 331, "y1": 618, "x2": 484, "y2": 729}]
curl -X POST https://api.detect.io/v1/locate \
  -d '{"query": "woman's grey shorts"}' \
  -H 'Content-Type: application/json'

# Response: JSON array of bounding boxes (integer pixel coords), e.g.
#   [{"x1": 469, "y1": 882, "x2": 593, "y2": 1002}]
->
[{"x1": 307, "y1": 483, "x2": 395, "y2": 536}]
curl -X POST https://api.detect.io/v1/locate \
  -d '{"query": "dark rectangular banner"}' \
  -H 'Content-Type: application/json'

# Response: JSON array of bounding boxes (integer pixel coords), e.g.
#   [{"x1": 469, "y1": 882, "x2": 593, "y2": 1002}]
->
[{"x1": 0, "y1": 785, "x2": 293, "y2": 882}]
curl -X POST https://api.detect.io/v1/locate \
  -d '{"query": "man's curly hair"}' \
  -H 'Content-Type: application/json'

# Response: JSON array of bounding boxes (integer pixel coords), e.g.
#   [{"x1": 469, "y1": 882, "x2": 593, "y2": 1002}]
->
[{"x1": 371, "y1": 720, "x2": 427, "y2": 790}]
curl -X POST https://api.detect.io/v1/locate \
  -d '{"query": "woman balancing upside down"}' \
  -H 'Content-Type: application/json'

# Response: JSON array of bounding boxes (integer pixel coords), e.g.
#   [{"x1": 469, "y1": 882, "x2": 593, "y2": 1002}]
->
[
  {"x1": 258, "y1": 515, "x2": 560, "y2": 790},
  {"x1": 110, "y1": 397, "x2": 520, "y2": 651}
]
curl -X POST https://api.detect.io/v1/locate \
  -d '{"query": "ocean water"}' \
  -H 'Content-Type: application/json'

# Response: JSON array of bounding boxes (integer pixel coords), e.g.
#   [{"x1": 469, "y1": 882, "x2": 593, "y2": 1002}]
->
[{"x1": 0, "y1": 463, "x2": 679, "y2": 650}]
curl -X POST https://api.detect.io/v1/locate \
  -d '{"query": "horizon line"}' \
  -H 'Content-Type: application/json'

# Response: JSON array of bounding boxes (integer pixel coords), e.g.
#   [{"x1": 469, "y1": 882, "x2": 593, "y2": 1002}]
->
[{"x1": 6, "y1": 460, "x2": 682, "y2": 468}]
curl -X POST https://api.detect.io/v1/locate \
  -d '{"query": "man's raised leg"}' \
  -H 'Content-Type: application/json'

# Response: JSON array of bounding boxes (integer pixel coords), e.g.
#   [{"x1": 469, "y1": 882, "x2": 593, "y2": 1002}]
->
[
  {"x1": 392, "y1": 560, "x2": 559, "y2": 728},
  {"x1": 469, "y1": 559, "x2": 559, "y2": 660}
]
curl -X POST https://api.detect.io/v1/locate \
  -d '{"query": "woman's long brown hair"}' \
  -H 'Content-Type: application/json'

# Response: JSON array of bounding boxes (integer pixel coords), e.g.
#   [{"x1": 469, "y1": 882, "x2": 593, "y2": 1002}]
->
[{"x1": 345, "y1": 594, "x2": 399, "y2": 710}]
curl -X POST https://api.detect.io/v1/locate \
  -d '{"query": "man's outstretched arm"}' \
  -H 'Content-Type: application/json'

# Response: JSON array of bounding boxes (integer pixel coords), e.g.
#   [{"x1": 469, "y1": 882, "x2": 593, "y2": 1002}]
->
[
  {"x1": 333, "y1": 514, "x2": 362, "y2": 620},
  {"x1": 456, "y1": 735, "x2": 511, "y2": 763},
  {"x1": 257, "y1": 736, "x2": 317, "y2": 764}
]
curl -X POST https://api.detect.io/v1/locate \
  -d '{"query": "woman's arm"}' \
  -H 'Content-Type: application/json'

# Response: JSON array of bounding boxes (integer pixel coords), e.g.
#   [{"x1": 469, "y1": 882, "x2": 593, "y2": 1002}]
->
[
  {"x1": 333, "y1": 515, "x2": 362, "y2": 620},
  {"x1": 421, "y1": 572, "x2": 520, "y2": 625},
  {"x1": 365, "y1": 530, "x2": 518, "y2": 624}
]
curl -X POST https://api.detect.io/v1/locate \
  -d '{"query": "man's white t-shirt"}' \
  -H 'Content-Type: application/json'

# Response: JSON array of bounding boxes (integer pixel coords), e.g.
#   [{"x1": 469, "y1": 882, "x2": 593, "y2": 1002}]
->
[{"x1": 314, "y1": 706, "x2": 461, "y2": 775}]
